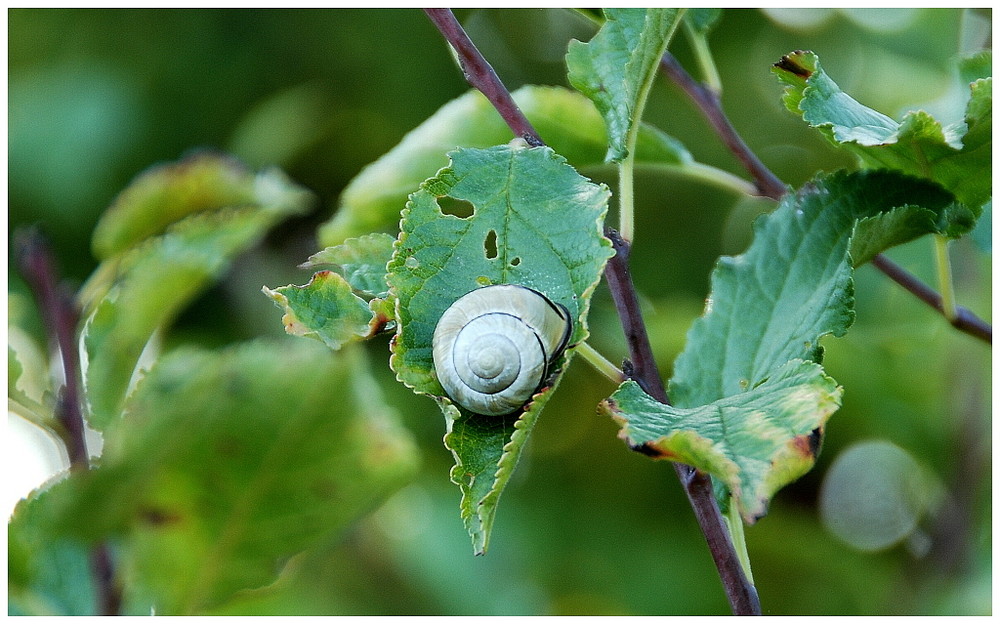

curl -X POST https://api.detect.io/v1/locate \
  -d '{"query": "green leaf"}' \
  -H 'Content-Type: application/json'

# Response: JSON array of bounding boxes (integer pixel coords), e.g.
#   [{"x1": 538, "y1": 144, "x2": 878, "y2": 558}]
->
[
  {"x1": 607, "y1": 170, "x2": 959, "y2": 521},
  {"x1": 318, "y1": 85, "x2": 691, "y2": 247},
  {"x1": 91, "y1": 151, "x2": 311, "y2": 259},
  {"x1": 386, "y1": 144, "x2": 612, "y2": 553},
  {"x1": 80, "y1": 156, "x2": 312, "y2": 432},
  {"x1": 959, "y1": 50, "x2": 992, "y2": 86},
  {"x1": 670, "y1": 169, "x2": 957, "y2": 410},
  {"x1": 44, "y1": 339, "x2": 419, "y2": 615},
  {"x1": 301, "y1": 232, "x2": 396, "y2": 298},
  {"x1": 685, "y1": 8, "x2": 723, "y2": 34},
  {"x1": 262, "y1": 270, "x2": 384, "y2": 350},
  {"x1": 8, "y1": 478, "x2": 99, "y2": 616},
  {"x1": 8, "y1": 326, "x2": 54, "y2": 429},
  {"x1": 604, "y1": 360, "x2": 841, "y2": 523},
  {"x1": 566, "y1": 8, "x2": 683, "y2": 161},
  {"x1": 773, "y1": 50, "x2": 992, "y2": 210}
]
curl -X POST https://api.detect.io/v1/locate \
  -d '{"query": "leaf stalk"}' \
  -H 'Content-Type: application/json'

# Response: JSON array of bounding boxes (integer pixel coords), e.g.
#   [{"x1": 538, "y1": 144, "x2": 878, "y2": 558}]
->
[
  {"x1": 575, "y1": 342, "x2": 625, "y2": 384},
  {"x1": 934, "y1": 235, "x2": 959, "y2": 321}
]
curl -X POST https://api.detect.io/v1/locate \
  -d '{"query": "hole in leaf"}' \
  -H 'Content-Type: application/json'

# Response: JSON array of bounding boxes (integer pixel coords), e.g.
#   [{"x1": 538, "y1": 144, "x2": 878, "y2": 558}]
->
[
  {"x1": 484, "y1": 230, "x2": 498, "y2": 259},
  {"x1": 438, "y1": 196, "x2": 475, "y2": 219},
  {"x1": 510, "y1": 256, "x2": 521, "y2": 267}
]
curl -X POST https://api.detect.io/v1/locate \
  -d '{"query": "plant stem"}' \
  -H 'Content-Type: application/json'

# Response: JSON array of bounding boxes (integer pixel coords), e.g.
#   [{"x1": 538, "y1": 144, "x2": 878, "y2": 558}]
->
[
  {"x1": 934, "y1": 235, "x2": 958, "y2": 321},
  {"x1": 426, "y1": 10, "x2": 760, "y2": 614},
  {"x1": 14, "y1": 228, "x2": 122, "y2": 616},
  {"x1": 684, "y1": 21, "x2": 723, "y2": 95},
  {"x1": 872, "y1": 254, "x2": 991, "y2": 343},
  {"x1": 660, "y1": 47, "x2": 992, "y2": 345},
  {"x1": 659, "y1": 51, "x2": 786, "y2": 201},
  {"x1": 617, "y1": 156, "x2": 636, "y2": 243},
  {"x1": 423, "y1": 9, "x2": 543, "y2": 147},
  {"x1": 575, "y1": 341, "x2": 625, "y2": 384},
  {"x1": 604, "y1": 228, "x2": 761, "y2": 615}
]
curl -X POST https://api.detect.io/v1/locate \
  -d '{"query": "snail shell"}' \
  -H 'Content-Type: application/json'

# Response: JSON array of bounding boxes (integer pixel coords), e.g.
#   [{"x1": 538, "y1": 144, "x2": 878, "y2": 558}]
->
[{"x1": 432, "y1": 284, "x2": 572, "y2": 416}]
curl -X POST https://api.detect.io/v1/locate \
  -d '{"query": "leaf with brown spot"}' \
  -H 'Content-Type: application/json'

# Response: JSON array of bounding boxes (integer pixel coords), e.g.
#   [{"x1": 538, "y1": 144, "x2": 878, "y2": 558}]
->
[{"x1": 601, "y1": 360, "x2": 841, "y2": 523}]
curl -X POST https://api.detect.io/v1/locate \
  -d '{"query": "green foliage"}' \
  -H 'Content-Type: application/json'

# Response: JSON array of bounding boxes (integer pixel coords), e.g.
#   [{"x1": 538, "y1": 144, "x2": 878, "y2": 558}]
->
[
  {"x1": 8, "y1": 8, "x2": 992, "y2": 617},
  {"x1": 773, "y1": 50, "x2": 991, "y2": 211},
  {"x1": 80, "y1": 154, "x2": 312, "y2": 431},
  {"x1": 606, "y1": 170, "x2": 962, "y2": 520},
  {"x1": 10, "y1": 340, "x2": 418, "y2": 615},
  {"x1": 263, "y1": 271, "x2": 380, "y2": 350},
  {"x1": 318, "y1": 85, "x2": 691, "y2": 247},
  {"x1": 9, "y1": 480, "x2": 99, "y2": 616},
  {"x1": 605, "y1": 360, "x2": 840, "y2": 523},
  {"x1": 386, "y1": 144, "x2": 612, "y2": 553},
  {"x1": 302, "y1": 232, "x2": 396, "y2": 298},
  {"x1": 566, "y1": 8, "x2": 683, "y2": 161},
  {"x1": 669, "y1": 170, "x2": 959, "y2": 410}
]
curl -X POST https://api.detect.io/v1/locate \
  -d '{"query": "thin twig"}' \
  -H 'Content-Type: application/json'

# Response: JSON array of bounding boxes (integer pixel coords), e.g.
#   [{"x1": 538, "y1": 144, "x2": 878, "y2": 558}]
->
[
  {"x1": 14, "y1": 228, "x2": 88, "y2": 467},
  {"x1": 872, "y1": 254, "x2": 992, "y2": 344},
  {"x1": 661, "y1": 50, "x2": 992, "y2": 345},
  {"x1": 423, "y1": 9, "x2": 544, "y2": 147},
  {"x1": 425, "y1": 9, "x2": 760, "y2": 615},
  {"x1": 604, "y1": 229, "x2": 761, "y2": 615},
  {"x1": 659, "y1": 52, "x2": 785, "y2": 201},
  {"x1": 14, "y1": 228, "x2": 122, "y2": 616}
]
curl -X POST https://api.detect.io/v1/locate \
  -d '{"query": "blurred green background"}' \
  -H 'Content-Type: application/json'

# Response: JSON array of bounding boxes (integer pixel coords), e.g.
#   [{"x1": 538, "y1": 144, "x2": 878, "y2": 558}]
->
[{"x1": 8, "y1": 8, "x2": 991, "y2": 615}]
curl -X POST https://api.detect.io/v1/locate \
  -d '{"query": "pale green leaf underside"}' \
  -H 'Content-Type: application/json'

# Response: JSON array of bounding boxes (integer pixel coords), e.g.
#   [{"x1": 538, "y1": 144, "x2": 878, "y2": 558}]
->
[
  {"x1": 91, "y1": 152, "x2": 312, "y2": 260},
  {"x1": 566, "y1": 8, "x2": 682, "y2": 161},
  {"x1": 669, "y1": 169, "x2": 958, "y2": 411},
  {"x1": 607, "y1": 170, "x2": 961, "y2": 519},
  {"x1": 301, "y1": 232, "x2": 396, "y2": 298},
  {"x1": 318, "y1": 85, "x2": 690, "y2": 247},
  {"x1": 773, "y1": 50, "x2": 991, "y2": 210},
  {"x1": 83, "y1": 209, "x2": 270, "y2": 432},
  {"x1": 8, "y1": 327, "x2": 55, "y2": 429},
  {"x1": 606, "y1": 360, "x2": 840, "y2": 522},
  {"x1": 80, "y1": 155, "x2": 311, "y2": 433},
  {"x1": 34, "y1": 340, "x2": 418, "y2": 615},
  {"x1": 387, "y1": 144, "x2": 612, "y2": 553}
]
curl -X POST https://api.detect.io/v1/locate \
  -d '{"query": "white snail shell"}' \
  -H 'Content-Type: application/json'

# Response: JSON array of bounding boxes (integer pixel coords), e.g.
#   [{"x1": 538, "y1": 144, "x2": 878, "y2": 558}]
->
[{"x1": 432, "y1": 284, "x2": 572, "y2": 416}]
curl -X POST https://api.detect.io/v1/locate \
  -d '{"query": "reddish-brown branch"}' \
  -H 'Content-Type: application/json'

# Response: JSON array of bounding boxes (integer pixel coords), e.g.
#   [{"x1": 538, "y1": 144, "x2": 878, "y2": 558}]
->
[
  {"x1": 659, "y1": 52, "x2": 785, "y2": 201},
  {"x1": 15, "y1": 228, "x2": 122, "y2": 616},
  {"x1": 872, "y1": 254, "x2": 991, "y2": 343},
  {"x1": 423, "y1": 9, "x2": 544, "y2": 147},
  {"x1": 604, "y1": 229, "x2": 761, "y2": 615}
]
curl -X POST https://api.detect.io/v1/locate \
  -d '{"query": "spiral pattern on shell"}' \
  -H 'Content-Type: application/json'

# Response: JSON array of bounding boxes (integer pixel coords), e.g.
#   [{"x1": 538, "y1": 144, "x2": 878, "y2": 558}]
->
[{"x1": 432, "y1": 285, "x2": 572, "y2": 416}]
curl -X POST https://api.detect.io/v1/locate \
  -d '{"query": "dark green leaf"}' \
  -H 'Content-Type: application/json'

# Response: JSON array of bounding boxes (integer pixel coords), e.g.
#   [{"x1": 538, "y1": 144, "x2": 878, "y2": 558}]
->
[
  {"x1": 566, "y1": 8, "x2": 683, "y2": 161},
  {"x1": 670, "y1": 169, "x2": 957, "y2": 410},
  {"x1": 48, "y1": 339, "x2": 419, "y2": 614},
  {"x1": 8, "y1": 478, "x2": 99, "y2": 616},
  {"x1": 318, "y1": 85, "x2": 690, "y2": 246},
  {"x1": 386, "y1": 144, "x2": 612, "y2": 553}
]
